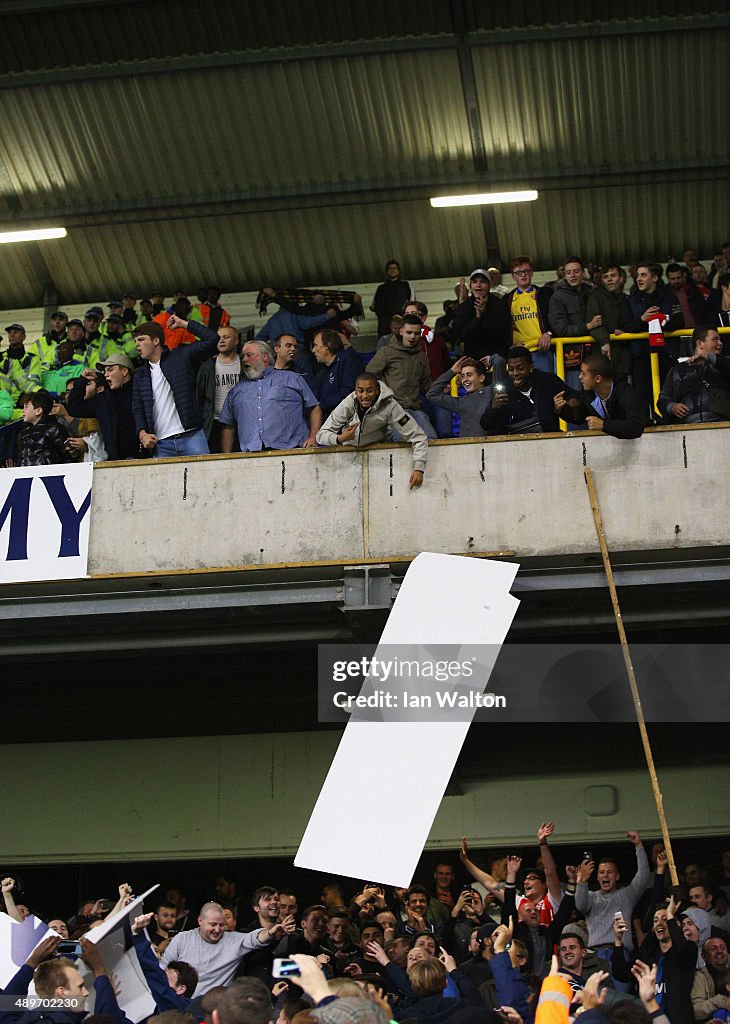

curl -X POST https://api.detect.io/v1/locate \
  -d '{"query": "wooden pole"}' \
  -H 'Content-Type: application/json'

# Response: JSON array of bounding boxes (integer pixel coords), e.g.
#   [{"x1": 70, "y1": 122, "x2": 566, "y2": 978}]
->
[{"x1": 584, "y1": 468, "x2": 679, "y2": 887}]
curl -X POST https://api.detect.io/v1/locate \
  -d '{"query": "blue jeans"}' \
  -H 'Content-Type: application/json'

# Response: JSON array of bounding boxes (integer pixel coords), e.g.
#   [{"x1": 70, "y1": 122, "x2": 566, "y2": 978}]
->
[
  {"x1": 391, "y1": 407, "x2": 437, "y2": 442},
  {"x1": 154, "y1": 428, "x2": 210, "y2": 459},
  {"x1": 419, "y1": 393, "x2": 453, "y2": 438},
  {"x1": 532, "y1": 349, "x2": 556, "y2": 374}
]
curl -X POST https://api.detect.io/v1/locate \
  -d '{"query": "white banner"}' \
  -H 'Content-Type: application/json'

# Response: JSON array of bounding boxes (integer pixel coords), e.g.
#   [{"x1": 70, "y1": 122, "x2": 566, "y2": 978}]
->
[
  {"x1": 0, "y1": 463, "x2": 93, "y2": 583},
  {"x1": 0, "y1": 886, "x2": 158, "y2": 1023},
  {"x1": 82, "y1": 886, "x2": 158, "y2": 1023},
  {"x1": 0, "y1": 913, "x2": 49, "y2": 987}
]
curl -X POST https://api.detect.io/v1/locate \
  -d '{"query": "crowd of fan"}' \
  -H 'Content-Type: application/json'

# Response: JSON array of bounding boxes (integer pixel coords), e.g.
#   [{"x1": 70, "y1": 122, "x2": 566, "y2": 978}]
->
[
  {"x1": 1, "y1": 248, "x2": 729, "y2": 480},
  {"x1": 2, "y1": 828, "x2": 730, "y2": 1024}
]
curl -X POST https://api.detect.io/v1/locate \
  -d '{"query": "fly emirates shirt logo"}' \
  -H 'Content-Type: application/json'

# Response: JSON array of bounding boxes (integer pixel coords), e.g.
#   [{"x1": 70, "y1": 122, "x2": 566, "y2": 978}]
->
[{"x1": 511, "y1": 289, "x2": 541, "y2": 349}]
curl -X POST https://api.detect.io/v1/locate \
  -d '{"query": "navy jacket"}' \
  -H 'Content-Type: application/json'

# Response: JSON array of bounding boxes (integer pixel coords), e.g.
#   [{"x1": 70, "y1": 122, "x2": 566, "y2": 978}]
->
[
  {"x1": 66, "y1": 377, "x2": 140, "y2": 461},
  {"x1": 132, "y1": 319, "x2": 221, "y2": 435},
  {"x1": 312, "y1": 348, "x2": 364, "y2": 417},
  {"x1": 0, "y1": 963, "x2": 132, "y2": 1024},
  {"x1": 560, "y1": 379, "x2": 646, "y2": 438}
]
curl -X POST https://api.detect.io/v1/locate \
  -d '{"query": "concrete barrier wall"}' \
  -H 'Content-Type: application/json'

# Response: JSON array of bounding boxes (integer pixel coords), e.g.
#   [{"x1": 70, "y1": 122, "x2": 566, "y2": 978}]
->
[
  {"x1": 88, "y1": 425, "x2": 730, "y2": 576},
  {"x1": 1, "y1": 731, "x2": 726, "y2": 863}
]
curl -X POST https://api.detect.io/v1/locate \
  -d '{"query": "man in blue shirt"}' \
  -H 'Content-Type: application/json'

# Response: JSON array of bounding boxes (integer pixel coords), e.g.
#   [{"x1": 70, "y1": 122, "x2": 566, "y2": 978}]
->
[{"x1": 220, "y1": 340, "x2": 322, "y2": 452}]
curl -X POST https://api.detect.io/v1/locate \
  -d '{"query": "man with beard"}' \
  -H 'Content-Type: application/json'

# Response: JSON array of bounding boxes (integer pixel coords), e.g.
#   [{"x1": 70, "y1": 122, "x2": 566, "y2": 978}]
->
[
  {"x1": 317, "y1": 372, "x2": 427, "y2": 490},
  {"x1": 219, "y1": 340, "x2": 321, "y2": 453}
]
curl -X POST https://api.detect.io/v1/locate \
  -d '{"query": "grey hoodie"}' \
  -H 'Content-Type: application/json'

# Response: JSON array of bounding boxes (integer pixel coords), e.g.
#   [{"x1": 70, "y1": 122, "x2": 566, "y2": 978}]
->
[{"x1": 316, "y1": 381, "x2": 428, "y2": 471}]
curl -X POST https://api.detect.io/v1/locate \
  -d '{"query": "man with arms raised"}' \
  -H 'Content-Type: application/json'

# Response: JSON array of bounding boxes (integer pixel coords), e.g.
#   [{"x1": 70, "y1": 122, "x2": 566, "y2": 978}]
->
[
  {"x1": 575, "y1": 830, "x2": 649, "y2": 967},
  {"x1": 161, "y1": 900, "x2": 294, "y2": 996}
]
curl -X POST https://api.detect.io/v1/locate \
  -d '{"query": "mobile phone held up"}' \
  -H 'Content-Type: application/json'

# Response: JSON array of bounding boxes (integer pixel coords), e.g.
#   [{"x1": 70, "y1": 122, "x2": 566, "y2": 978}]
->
[
  {"x1": 272, "y1": 958, "x2": 301, "y2": 979},
  {"x1": 56, "y1": 940, "x2": 83, "y2": 956}
]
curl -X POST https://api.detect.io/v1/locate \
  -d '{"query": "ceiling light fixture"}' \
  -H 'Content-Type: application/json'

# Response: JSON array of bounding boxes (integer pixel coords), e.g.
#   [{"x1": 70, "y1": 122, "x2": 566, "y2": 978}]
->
[
  {"x1": 0, "y1": 227, "x2": 67, "y2": 244},
  {"x1": 430, "y1": 190, "x2": 538, "y2": 208}
]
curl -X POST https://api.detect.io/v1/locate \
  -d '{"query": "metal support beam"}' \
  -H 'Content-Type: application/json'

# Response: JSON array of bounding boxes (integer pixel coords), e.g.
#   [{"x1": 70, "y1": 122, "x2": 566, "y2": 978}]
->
[
  {"x1": 0, "y1": 160, "x2": 725, "y2": 233},
  {"x1": 450, "y1": 0, "x2": 500, "y2": 266},
  {"x1": 0, "y1": 15, "x2": 725, "y2": 91}
]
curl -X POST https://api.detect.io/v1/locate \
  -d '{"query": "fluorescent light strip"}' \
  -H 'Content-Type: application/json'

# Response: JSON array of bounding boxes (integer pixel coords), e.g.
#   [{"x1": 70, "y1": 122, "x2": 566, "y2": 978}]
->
[
  {"x1": 0, "y1": 227, "x2": 67, "y2": 244},
  {"x1": 430, "y1": 190, "x2": 538, "y2": 208}
]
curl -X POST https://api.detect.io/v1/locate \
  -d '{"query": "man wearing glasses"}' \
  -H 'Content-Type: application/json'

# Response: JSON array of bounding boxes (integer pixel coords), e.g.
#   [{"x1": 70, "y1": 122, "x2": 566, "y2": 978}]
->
[{"x1": 496, "y1": 255, "x2": 555, "y2": 372}]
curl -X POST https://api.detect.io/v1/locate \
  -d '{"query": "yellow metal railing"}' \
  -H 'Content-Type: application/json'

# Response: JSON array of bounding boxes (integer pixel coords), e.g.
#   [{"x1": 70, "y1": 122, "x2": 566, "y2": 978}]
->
[{"x1": 553, "y1": 326, "x2": 730, "y2": 431}]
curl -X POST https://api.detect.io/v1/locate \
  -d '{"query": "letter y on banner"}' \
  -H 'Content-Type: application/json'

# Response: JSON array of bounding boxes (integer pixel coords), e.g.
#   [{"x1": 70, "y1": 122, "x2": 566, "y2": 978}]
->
[{"x1": 0, "y1": 464, "x2": 93, "y2": 583}]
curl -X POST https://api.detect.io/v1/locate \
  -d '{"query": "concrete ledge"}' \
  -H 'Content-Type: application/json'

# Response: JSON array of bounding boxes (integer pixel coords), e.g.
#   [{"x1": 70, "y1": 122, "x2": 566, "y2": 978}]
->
[{"x1": 87, "y1": 423, "x2": 730, "y2": 577}]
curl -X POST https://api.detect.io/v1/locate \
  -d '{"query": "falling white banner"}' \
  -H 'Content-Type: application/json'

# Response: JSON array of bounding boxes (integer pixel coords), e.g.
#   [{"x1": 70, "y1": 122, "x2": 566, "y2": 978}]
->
[{"x1": 296, "y1": 552, "x2": 520, "y2": 886}]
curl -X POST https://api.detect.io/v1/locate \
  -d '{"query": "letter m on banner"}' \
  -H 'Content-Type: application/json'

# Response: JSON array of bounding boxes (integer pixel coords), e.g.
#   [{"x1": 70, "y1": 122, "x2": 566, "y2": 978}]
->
[{"x1": 0, "y1": 464, "x2": 94, "y2": 584}]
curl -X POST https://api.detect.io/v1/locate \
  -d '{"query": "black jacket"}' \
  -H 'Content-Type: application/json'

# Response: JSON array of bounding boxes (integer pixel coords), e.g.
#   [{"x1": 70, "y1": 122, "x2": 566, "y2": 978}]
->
[
  {"x1": 371, "y1": 279, "x2": 412, "y2": 337},
  {"x1": 658, "y1": 352, "x2": 730, "y2": 422},
  {"x1": 17, "y1": 419, "x2": 69, "y2": 466},
  {"x1": 67, "y1": 377, "x2": 140, "y2": 460},
  {"x1": 480, "y1": 369, "x2": 568, "y2": 435},
  {"x1": 196, "y1": 357, "x2": 243, "y2": 438},
  {"x1": 586, "y1": 285, "x2": 633, "y2": 376},
  {"x1": 611, "y1": 919, "x2": 696, "y2": 1024},
  {"x1": 560, "y1": 379, "x2": 646, "y2": 438},
  {"x1": 501, "y1": 884, "x2": 577, "y2": 975},
  {"x1": 450, "y1": 295, "x2": 506, "y2": 359}
]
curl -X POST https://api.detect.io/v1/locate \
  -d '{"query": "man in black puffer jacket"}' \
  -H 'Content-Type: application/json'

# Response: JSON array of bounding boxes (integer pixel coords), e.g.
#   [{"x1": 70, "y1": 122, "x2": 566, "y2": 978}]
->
[{"x1": 132, "y1": 314, "x2": 220, "y2": 459}]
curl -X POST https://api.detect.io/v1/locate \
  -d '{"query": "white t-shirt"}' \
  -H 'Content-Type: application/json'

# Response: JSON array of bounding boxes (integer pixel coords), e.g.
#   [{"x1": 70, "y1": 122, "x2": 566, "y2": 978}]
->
[
  {"x1": 150, "y1": 360, "x2": 184, "y2": 440},
  {"x1": 214, "y1": 356, "x2": 241, "y2": 419}
]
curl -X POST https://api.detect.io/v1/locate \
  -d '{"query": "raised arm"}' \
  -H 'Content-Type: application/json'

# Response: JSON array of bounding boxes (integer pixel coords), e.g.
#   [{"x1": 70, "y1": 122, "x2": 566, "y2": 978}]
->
[
  {"x1": 131, "y1": 915, "x2": 190, "y2": 1013},
  {"x1": 459, "y1": 836, "x2": 503, "y2": 897},
  {"x1": 1, "y1": 878, "x2": 23, "y2": 923},
  {"x1": 574, "y1": 857, "x2": 595, "y2": 915},
  {"x1": 537, "y1": 822, "x2": 563, "y2": 909},
  {"x1": 625, "y1": 831, "x2": 650, "y2": 899}
]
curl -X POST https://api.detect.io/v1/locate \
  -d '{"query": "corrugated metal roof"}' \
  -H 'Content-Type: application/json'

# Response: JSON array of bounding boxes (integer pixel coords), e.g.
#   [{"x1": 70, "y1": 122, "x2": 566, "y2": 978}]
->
[
  {"x1": 0, "y1": 52, "x2": 473, "y2": 210},
  {"x1": 474, "y1": 28, "x2": 726, "y2": 176},
  {"x1": 0, "y1": 3, "x2": 727, "y2": 309},
  {"x1": 34, "y1": 201, "x2": 486, "y2": 303},
  {"x1": 0, "y1": 1, "x2": 726, "y2": 74},
  {"x1": 0, "y1": 1, "x2": 455, "y2": 74},
  {"x1": 0, "y1": 244, "x2": 49, "y2": 309},
  {"x1": 491, "y1": 182, "x2": 725, "y2": 268}
]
